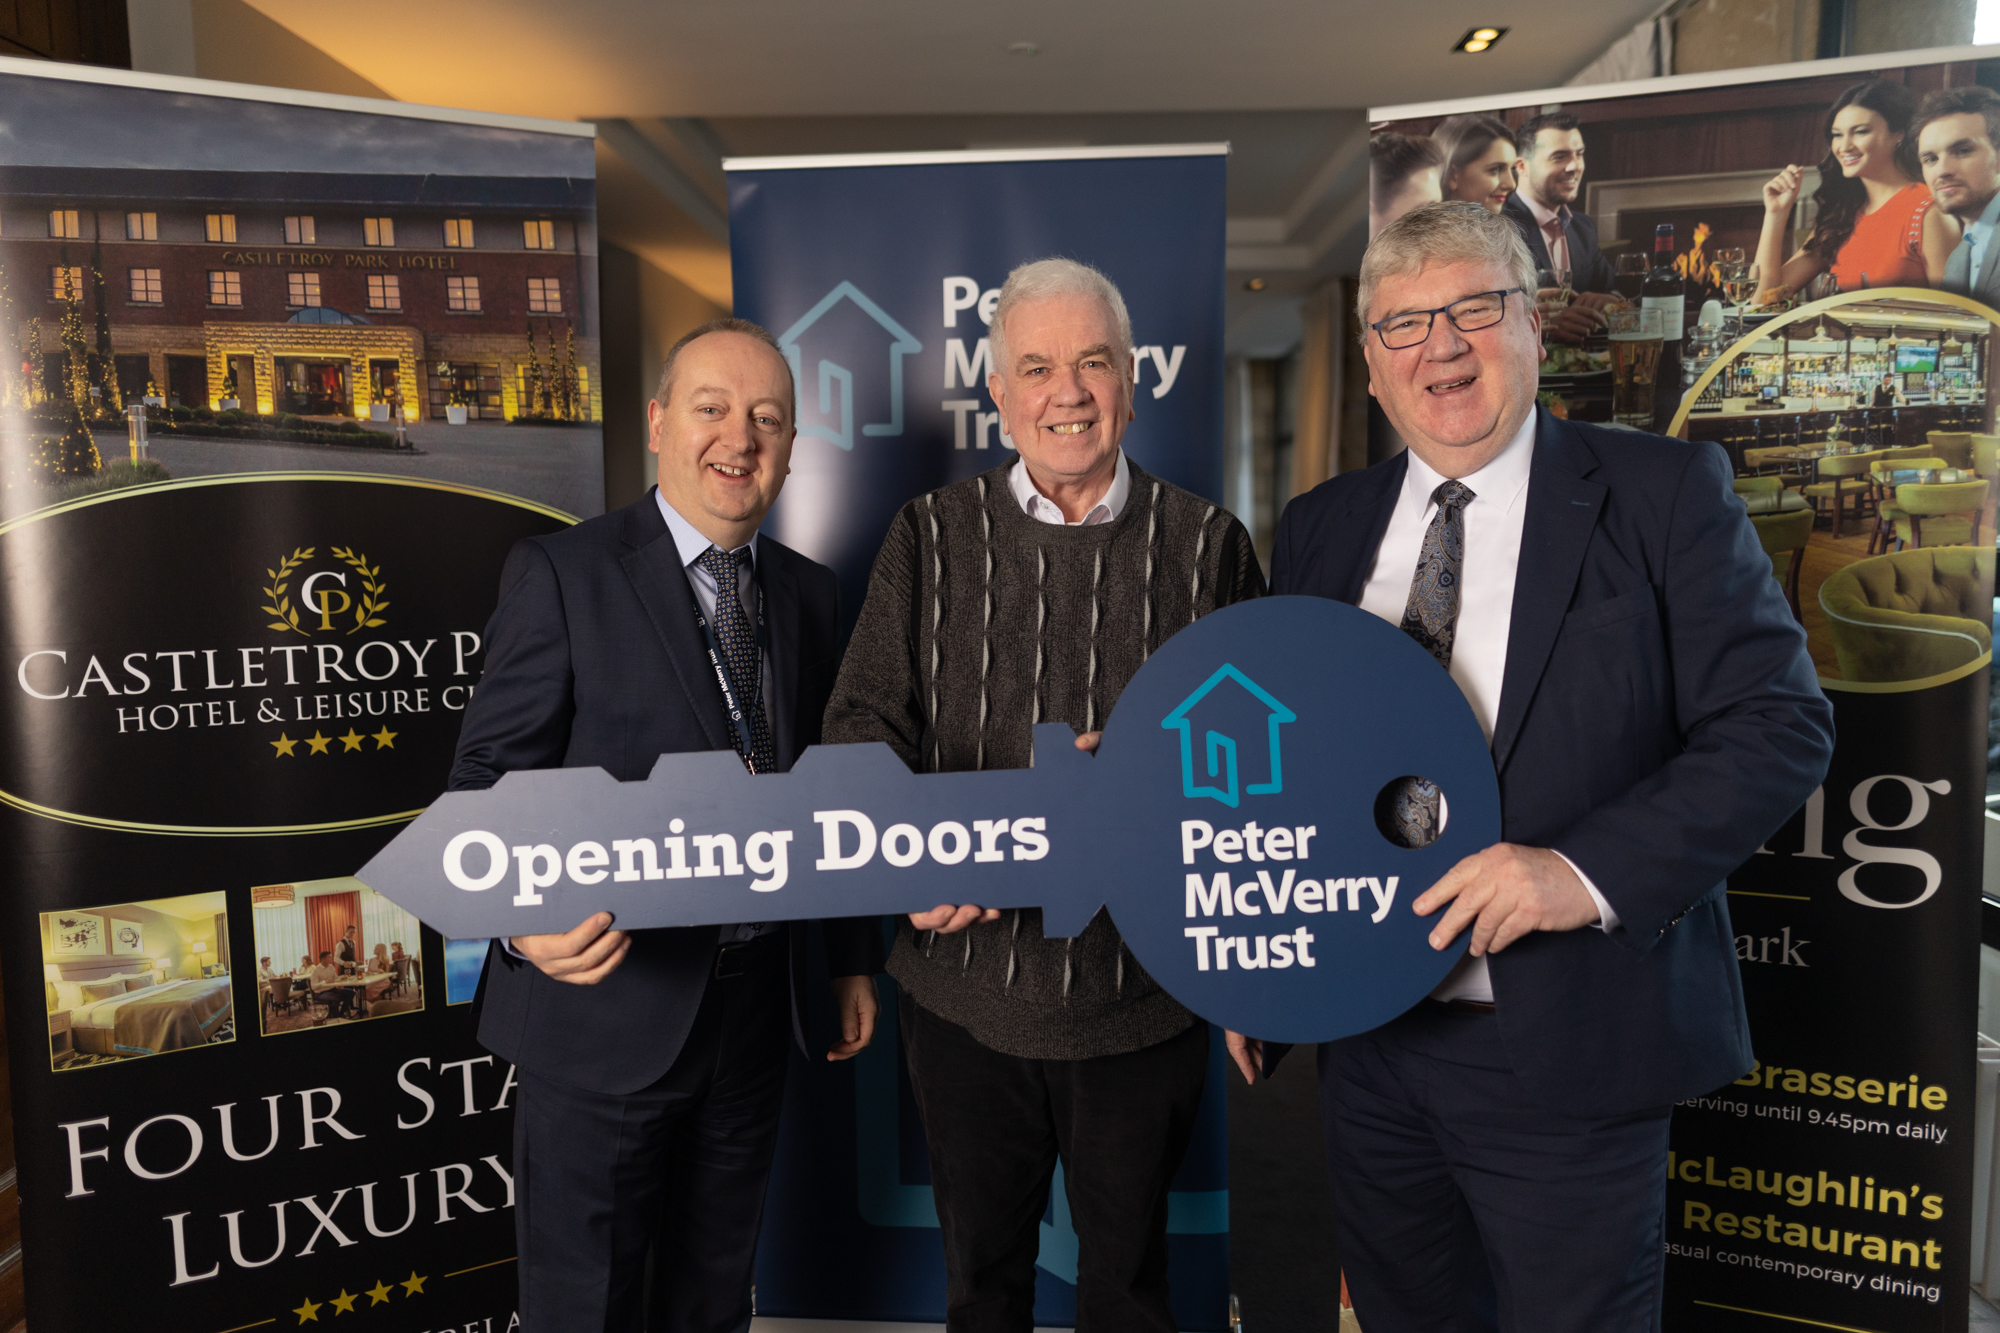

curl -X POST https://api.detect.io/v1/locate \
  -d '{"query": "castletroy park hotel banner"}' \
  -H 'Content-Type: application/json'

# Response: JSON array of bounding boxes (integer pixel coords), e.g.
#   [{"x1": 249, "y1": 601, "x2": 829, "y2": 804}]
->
[{"x1": 0, "y1": 56, "x2": 607, "y2": 1332}]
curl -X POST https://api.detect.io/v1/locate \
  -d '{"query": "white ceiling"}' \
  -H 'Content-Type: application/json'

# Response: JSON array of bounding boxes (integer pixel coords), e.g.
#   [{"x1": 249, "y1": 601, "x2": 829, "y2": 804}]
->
[{"x1": 243, "y1": 0, "x2": 1664, "y2": 348}]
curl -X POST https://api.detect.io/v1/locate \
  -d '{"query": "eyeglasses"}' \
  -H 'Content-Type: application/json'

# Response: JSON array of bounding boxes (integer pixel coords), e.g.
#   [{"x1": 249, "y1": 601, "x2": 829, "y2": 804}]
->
[{"x1": 1368, "y1": 288, "x2": 1525, "y2": 350}]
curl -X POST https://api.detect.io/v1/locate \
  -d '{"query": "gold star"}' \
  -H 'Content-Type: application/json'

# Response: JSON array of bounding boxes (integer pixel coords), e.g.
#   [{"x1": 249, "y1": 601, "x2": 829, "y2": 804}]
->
[
  {"x1": 365, "y1": 1280, "x2": 394, "y2": 1305},
  {"x1": 400, "y1": 1271, "x2": 427, "y2": 1296},
  {"x1": 305, "y1": 731, "x2": 332, "y2": 754},
  {"x1": 271, "y1": 733, "x2": 298, "y2": 758},
  {"x1": 293, "y1": 1295, "x2": 322, "y2": 1323},
  {"x1": 339, "y1": 729, "x2": 364, "y2": 752},
  {"x1": 329, "y1": 1289, "x2": 357, "y2": 1314},
  {"x1": 372, "y1": 726, "x2": 398, "y2": 750}
]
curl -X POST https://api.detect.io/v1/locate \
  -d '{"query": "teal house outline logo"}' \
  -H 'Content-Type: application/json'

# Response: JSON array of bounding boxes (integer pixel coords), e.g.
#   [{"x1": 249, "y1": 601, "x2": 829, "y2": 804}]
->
[
  {"x1": 777, "y1": 281, "x2": 922, "y2": 451},
  {"x1": 1161, "y1": 664, "x2": 1296, "y2": 808}
]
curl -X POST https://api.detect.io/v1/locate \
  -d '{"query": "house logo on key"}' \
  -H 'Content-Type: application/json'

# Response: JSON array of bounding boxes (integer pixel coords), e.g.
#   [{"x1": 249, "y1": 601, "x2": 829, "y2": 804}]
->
[{"x1": 1160, "y1": 665, "x2": 1296, "y2": 809}]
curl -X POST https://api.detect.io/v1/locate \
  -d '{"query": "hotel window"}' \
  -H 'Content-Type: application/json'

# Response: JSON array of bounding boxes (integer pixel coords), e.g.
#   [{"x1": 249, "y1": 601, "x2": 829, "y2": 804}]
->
[
  {"x1": 50, "y1": 265, "x2": 82, "y2": 301},
  {"x1": 128, "y1": 268, "x2": 162, "y2": 304},
  {"x1": 446, "y1": 275, "x2": 481, "y2": 312},
  {"x1": 287, "y1": 272, "x2": 322, "y2": 307},
  {"x1": 444, "y1": 218, "x2": 474, "y2": 248},
  {"x1": 284, "y1": 216, "x2": 317, "y2": 244},
  {"x1": 208, "y1": 271, "x2": 242, "y2": 306},
  {"x1": 125, "y1": 212, "x2": 157, "y2": 241},
  {"x1": 523, "y1": 219, "x2": 555, "y2": 250},
  {"x1": 48, "y1": 210, "x2": 79, "y2": 239},
  {"x1": 367, "y1": 274, "x2": 402, "y2": 311},
  {"x1": 527, "y1": 277, "x2": 562, "y2": 314},
  {"x1": 363, "y1": 217, "x2": 395, "y2": 247},
  {"x1": 205, "y1": 214, "x2": 236, "y2": 243}
]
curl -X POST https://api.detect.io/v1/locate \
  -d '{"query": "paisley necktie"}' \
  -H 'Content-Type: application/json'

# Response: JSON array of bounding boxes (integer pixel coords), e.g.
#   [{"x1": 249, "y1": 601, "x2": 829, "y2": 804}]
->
[{"x1": 1388, "y1": 480, "x2": 1475, "y2": 848}]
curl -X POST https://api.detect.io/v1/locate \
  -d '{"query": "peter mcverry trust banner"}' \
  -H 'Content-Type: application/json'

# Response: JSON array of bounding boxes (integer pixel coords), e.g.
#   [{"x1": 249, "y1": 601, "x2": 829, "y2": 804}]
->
[
  {"x1": 1373, "y1": 46, "x2": 2000, "y2": 1333},
  {"x1": 0, "y1": 59, "x2": 604, "y2": 1331}
]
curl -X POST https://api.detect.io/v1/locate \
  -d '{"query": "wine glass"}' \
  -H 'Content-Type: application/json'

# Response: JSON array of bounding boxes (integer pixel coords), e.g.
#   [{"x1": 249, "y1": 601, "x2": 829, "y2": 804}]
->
[
  {"x1": 1614, "y1": 252, "x2": 1648, "y2": 301},
  {"x1": 1712, "y1": 248, "x2": 1748, "y2": 306}
]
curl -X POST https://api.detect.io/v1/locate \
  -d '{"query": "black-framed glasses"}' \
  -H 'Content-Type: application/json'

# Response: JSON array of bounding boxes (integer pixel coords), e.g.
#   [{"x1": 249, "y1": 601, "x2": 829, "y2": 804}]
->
[{"x1": 1369, "y1": 288, "x2": 1525, "y2": 350}]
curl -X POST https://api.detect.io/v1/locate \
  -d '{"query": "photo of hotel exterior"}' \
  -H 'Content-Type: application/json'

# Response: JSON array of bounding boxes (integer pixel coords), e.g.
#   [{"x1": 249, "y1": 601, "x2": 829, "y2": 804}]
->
[{"x1": 0, "y1": 165, "x2": 599, "y2": 422}]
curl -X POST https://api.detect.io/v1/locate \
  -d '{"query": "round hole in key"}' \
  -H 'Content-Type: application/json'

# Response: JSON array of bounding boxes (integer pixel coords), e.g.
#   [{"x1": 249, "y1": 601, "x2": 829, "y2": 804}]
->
[{"x1": 1374, "y1": 776, "x2": 1449, "y2": 849}]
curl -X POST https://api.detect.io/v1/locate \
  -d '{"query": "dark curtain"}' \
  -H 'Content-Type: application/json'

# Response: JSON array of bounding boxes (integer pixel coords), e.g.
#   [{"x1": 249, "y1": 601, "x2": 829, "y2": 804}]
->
[{"x1": 304, "y1": 891, "x2": 359, "y2": 967}]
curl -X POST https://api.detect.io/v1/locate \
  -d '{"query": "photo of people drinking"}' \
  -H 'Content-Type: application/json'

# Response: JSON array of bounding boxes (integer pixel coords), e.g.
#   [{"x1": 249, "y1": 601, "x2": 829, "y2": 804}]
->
[
  {"x1": 250, "y1": 878, "x2": 424, "y2": 1034},
  {"x1": 1373, "y1": 58, "x2": 2000, "y2": 689}
]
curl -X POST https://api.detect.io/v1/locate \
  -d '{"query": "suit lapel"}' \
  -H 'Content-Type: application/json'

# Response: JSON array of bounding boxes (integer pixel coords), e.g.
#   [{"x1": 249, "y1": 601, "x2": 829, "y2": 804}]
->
[
  {"x1": 1491, "y1": 411, "x2": 1606, "y2": 772},
  {"x1": 617, "y1": 494, "x2": 731, "y2": 752},
  {"x1": 1505, "y1": 195, "x2": 1554, "y2": 271},
  {"x1": 1945, "y1": 239, "x2": 1971, "y2": 294},
  {"x1": 760, "y1": 543, "x2": 803, "y2": 769},
  {"x1": 1318, "y1": 451, "x2": 1405, "y2": 604}
]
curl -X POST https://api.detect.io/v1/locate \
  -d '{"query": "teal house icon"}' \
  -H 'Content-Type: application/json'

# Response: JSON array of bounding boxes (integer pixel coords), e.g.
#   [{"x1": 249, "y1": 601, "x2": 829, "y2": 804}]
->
[
  {"x1": 777, "y1": 281, "x2": 923, "y2": 452},
  {"x1": 1161, "y1": 665, "x2": 1296, "y2": 808}
]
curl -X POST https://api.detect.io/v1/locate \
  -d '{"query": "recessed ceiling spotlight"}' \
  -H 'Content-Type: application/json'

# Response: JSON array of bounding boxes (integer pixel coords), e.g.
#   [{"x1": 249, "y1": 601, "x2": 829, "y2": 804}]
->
[
  {"x1": 1454, "y1": 26, "x2": 1507, "y2": 53},
  {"x1": 1244, "y1": 278, "x2": 1268, "y2": 292},
  {"x1": 1007, "y1": 41, "x2": 1039, "y2": 56}
]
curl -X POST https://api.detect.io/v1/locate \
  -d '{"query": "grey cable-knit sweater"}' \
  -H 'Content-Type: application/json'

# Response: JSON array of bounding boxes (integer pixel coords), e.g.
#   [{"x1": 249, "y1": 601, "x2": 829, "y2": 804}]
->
[{"x1": 824, "y1": 457, "x2": 1264, "y2": 1060}]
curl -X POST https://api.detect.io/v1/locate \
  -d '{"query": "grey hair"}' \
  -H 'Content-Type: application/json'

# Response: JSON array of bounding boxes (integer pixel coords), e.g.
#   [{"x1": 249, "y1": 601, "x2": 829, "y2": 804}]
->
[
  {"x1": 989, "y1": 257, "x2": 1134, "y2": 381},
  {"x1": 1357, "y1": 200, "x2": 1538, "y2": 336}
]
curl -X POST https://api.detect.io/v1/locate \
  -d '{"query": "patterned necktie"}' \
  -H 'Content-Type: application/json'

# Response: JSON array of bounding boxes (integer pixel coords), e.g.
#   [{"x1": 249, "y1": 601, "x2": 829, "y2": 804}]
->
[
  {"x1": 694, "y1": 545, "x2": 775, "y2": 775},
  {"x1": 1388, "y1": 479, "x2": 1475, "y2": 848}
]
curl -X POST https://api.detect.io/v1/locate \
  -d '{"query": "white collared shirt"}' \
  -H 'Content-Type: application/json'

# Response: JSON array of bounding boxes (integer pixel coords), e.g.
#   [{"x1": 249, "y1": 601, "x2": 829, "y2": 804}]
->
[
  {"x1": 1009, "y1": 450, "x2": 1130, "y2": 525},
  {"x1": 1519, "y1": 190, "x2": 1572, "y2": 277},
  {"x1": 1966, "y1": 190, "x2": 2000, "y2": 291},
  {"x1": 1356, "y1": 412, "x2": 1617, "y2": 1003}
]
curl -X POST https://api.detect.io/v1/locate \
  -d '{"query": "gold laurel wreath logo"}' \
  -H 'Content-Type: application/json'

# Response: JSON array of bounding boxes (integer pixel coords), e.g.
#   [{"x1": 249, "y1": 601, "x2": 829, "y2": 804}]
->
[
  {"x1": 330, "y1": 546, "x2": 390, "y2": 633},
  {"x1": 260, "y1": 546, "x2": 314, "y2": 637}
]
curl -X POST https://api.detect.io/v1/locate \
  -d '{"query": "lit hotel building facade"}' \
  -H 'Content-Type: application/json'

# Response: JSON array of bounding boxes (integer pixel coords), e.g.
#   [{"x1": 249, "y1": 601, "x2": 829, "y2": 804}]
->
[{"x1": 0, "y1": 165, "x2": 599, "y2": 421}]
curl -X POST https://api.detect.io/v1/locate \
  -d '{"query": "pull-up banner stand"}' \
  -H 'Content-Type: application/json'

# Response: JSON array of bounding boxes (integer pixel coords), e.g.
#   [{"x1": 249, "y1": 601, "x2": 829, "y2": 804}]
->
[{"x1": 722, "y1": 143, "x2": 1230, "y2": 1325}]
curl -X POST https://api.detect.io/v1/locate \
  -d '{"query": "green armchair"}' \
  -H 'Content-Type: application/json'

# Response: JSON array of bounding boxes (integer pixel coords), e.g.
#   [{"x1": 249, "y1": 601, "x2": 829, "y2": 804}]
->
[
  {"x1": 1890, "y1": 479, "x2": 1988, "y2": 549},
  {"x1": 1818, "y1": 547, "x2": 1995, "y2": 682},
  {"x1": 1926, "y1": 431, "x2": 1974, "y2": 469},
  {"x1": 1751, "y1": 507, "x2": 1813, "y2": 620}
]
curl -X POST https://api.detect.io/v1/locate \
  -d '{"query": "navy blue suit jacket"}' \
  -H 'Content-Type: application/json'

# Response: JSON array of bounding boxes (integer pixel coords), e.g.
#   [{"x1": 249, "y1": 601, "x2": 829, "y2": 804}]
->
[
  {"x1": 1503, "y1": 191, "x2": 1617, "y2": 296},
  {"x1": 450, "y1": 490, "x2": 880, "y2": 1096},
  {"x1": 1271, "y1": 410, "x2": 1833, "y2": 1116}
]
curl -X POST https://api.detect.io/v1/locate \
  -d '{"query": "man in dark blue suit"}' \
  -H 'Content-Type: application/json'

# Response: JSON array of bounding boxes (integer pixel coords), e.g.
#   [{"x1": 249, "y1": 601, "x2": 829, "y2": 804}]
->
[
  {"x1": 1234, "y1": 203, "x2": 1832, "y2": 1330},
  {"x1": 450, "y1": 319, "x2": 882, "y2": 1333}
]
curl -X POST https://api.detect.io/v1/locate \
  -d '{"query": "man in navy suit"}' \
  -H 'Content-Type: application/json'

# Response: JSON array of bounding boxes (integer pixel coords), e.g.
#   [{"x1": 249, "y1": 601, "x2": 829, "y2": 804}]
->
[
  {"x1": 1233, "y1": 202, "x2": 1831, "y2": 1330},
  {"x1": 450, "y1": 320, "x2": 882, "y2": 1333},
  {"x1": 1502, "y1": 111, "x2": 1618, "y2": 344}
]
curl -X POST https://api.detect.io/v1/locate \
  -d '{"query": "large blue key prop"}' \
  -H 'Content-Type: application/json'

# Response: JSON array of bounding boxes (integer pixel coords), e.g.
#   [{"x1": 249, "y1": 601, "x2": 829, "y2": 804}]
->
[{"x1": 357, "y1": 597, "x2": 1499, "y2": 1043}]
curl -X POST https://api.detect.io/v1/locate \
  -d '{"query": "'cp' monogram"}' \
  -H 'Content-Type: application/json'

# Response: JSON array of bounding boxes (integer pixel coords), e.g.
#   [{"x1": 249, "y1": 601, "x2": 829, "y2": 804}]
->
[{"x1": 300, "y1": 570, "x2": 352, "y2": 631}]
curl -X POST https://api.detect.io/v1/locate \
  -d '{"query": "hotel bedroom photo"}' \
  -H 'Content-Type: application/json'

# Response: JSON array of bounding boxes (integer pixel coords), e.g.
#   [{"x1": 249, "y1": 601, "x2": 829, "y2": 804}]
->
[{"x1": 39, "y1": 891, "x2": 234, "y2": 1071}]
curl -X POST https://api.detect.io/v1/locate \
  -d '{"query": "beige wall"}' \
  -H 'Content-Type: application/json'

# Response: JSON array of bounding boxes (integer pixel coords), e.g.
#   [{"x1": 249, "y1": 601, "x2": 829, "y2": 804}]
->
[
  {"x1": 1674, "y1": 0, "x2": 1820, "y2": 75},
  {"x1": 602, "y1": 246, "x2": 727, "y2": 509},
  {"x1": 190, "y1": 0, "x2": 391, "y2": 98}
]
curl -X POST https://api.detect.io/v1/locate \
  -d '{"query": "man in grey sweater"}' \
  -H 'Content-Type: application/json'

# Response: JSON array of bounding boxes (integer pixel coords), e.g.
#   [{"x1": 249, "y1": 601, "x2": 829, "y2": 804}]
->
[{"x1": 825, "y1": 258, "x2": 1262, "y2": 1331}]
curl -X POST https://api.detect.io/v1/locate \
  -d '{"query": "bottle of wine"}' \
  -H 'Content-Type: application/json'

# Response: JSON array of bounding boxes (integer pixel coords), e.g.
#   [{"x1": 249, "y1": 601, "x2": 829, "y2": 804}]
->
[{"x1": 1641, "y1": 224, "x2": 1686, "y2": 430}]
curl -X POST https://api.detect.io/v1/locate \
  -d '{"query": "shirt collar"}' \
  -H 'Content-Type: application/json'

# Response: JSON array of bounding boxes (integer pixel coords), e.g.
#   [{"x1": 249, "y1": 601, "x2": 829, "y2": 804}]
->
[
  {"x1": 1009, "y1": 450, "x2": 1131, "y2": 525},
  {"x1": 655, "y1": 487, "x2": 758, "y2": 570},
  {"x1": 1401, "y1": 410, "x2": 1537, "y2": 517},
  {"x1": 1519, "y1": 190, "x2": 1567, "y2": 230}
]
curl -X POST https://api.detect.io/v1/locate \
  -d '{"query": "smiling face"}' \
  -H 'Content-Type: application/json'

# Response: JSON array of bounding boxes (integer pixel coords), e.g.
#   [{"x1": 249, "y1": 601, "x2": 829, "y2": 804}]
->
[
  {"x1": 1830, "y1": 104, "x2": 1902, "y2": 181},
  {"x1": 1363, "y1": 258, "x2": 1542, "y2": 479},
  {"x1": 1920, "y1": 111, "x2": 2000, "y2": 220},
  {"x1": 988, "y1": 292, "x2": 1133, "y2": 493},
  {"x1": 1522, "y1": 128, "x2": 1585, "y2": 208},
  {"x1": 648, "y1": 331, "x2": 797, "y2": 548},
  {"x1": 1446, "y1": 138, "x2": 1519, "y2": 212}
]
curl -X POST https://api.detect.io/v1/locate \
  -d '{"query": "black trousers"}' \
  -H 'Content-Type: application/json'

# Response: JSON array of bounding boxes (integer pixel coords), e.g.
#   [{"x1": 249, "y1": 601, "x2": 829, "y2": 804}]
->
[
  {"x1": 900, "y1": 996, "x2": 1210, "y2": 1333},
  {"x1": 513, "y1": 935, "x2": 789, "y2": 1333},
  {"x1": 1318, "y1": 1002, "x2": 1673, "y2": 1333}
]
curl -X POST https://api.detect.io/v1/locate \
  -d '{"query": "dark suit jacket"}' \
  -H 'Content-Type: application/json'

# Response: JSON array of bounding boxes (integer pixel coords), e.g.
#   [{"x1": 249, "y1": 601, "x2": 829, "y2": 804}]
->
[
  {"x1": 1271, "y1": 410, "x2": 1833, "y2": 1116},
  {"x1": 450, "y1": 489, "x2": 880, "y2": 1096},
  {"x1": 1503, "y1": 191, "x2": 1616, "y2": 296}
]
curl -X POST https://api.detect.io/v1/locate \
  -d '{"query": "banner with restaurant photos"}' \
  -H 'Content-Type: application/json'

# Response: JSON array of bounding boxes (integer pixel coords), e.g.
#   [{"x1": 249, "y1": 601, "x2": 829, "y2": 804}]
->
[
  {"x1": 1371, "y1": 50, "x2": 1999, "y2": 1333},
  {"x1": 0, "y1": 58, "x2": 603, "y2": 1331}
]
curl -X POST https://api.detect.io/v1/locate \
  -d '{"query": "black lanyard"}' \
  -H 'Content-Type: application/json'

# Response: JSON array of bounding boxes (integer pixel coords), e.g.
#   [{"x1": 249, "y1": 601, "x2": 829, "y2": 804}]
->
[{"x1": 691, "y1": 560, "x2": 768, "y2": 771}]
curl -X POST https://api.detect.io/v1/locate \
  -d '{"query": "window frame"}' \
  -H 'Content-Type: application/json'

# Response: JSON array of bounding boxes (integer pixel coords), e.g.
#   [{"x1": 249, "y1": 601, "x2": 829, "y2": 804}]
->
[
  {"x1": 127, "y1": 267, "x2": 163, "y2": 304},
  {"x1": 444, "y1": 218, "x2": 475, "y2": 248},
  {"x1": 526, "y1": 276, "x2": 562, "y2": 314},
  {"x1": 207, "y1": 270, "x2": 243, "y2": 307},
  {"x1": 284, "y1": 215, "x2": 317, "y2": 245},
  {"x1": 125, "y1": 212, "x2": 157, "y2": 241},
  {"x1": 205, "y1": 214, "x2": 237, "y2": 244},
  {"x1": 363, "y1": 217, "x2": 396, "y2": 247},
  {"x1": 446, "y1": 274, "x2": 482, "y2": 312},
  {"x1": 50, "y1": 265, "x2": 83, "y2": 301},
  {"x1": 523, "y1": 219, "x2": 555, "y2": 251},
  {"x1": 286, "y1": 271, "x2": 323, "y2": 309},
  {"x1": 366, "y1": 273, "x2": 403, "y2": 312}
]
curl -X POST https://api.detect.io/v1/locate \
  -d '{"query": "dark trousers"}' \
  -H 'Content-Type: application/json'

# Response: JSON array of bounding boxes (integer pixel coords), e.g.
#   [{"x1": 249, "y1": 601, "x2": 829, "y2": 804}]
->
[
  {"x1": 1317, "y1": 1003, "x2": 1673, "y2": 1333},
  {"x1": 900, "y1": 996, "x2": 1210, "y2": 1333},
  {"x1": 513, "y1": 935, "x2": 789, "y2": 1333}
]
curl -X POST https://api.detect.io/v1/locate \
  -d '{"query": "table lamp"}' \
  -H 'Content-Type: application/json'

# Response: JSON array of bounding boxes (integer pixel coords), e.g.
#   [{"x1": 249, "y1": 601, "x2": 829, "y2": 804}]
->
[{"x1": 190, "y1": 940, "x2": 207, "y2": 975}]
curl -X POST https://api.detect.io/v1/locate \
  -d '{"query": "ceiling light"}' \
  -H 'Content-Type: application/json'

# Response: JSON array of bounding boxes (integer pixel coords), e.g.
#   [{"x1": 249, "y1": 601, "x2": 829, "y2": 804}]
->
[
  {"x1": 1007, "y1": 41, "x2": 1039, "y2": 56},
  {"x1": 1244, "y1": 278, "x2": 1267, "y2": 292},
  {"x1": 1454, "y1": 26, "x2": 1508, "y2": 52}
]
